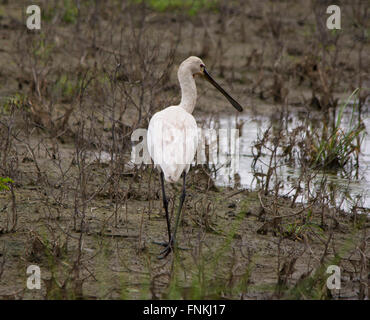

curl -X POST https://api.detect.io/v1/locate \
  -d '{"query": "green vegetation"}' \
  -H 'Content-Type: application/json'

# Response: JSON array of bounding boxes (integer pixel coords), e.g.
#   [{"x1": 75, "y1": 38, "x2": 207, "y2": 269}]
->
[
  {"x1": 163, "y1": 211, "x2": 254, "y2": 299},
  {"x1": 311, "y1": 89, "x2": 365, "y2": 169},
  {"x1": 62, "y1": 0, "x2": 79, "y2": 24},
  {"x1": 0, "y1": 177, "x2": 13, "y2": 191},
  {"x1": 2, "y1": 93, "x2": 27, "y2": 113},
  {"x1": 131, "y1": 0, "x2": 219, "y2": 15},
  {"x1": 282, "y1": 210, "x2": 324, "y2": 241},
  {"x1": 32, "y1": 33, "x2": 55, "y2": 63},
  {"x1": 53, "y1": 74, "x2": 82, "y2": 102},
  {"x1": 42, "y1": 0, "x2": 79, "y2": 24}
]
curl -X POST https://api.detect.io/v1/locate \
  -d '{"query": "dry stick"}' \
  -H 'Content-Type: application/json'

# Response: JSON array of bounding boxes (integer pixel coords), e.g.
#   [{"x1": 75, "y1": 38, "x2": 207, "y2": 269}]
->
[
  {"x1": 147, "y1": 165, "x2": 153, "y2": 217},
  {"x1": 0, "y1": 244, "x2": 6, "y2": 280},
  {"x1": 258, "y1": 191, "x2": 315, "y2": 219},
  {"x1": 138, "y1": 208, "x2": 145, "y2": 250},
  {"x1": 319, "y1": 231, "x2": 333, "y2": 264},
  {"x1": 226, "y1": 188, "x2": 247, "y2": 199},
  {"x1": 358, "y1": 231, "x2": 369, "y2": 299},
  {"x1": 9, "y1": 183, "x2": 17, "y2": 232}
]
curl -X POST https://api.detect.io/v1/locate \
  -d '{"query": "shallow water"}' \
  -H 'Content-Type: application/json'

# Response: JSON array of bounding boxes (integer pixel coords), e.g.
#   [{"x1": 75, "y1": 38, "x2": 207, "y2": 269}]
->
[{"x1": 201, "y1": 106, "x2": 370, "y2": 211}]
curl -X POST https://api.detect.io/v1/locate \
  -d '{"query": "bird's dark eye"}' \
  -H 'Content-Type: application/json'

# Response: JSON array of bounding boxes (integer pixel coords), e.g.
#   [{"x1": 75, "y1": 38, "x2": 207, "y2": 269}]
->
[{"x1": 200, "y1": 64, "x2": 205, "y2": 68}]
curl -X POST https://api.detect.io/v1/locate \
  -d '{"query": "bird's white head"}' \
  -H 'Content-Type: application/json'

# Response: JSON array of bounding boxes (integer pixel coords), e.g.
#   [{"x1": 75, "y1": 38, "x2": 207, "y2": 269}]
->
[
  {"x1": 179, "y1": 56, "x2": 206, "y2": 77},
  {"x1": 178, "y1": 56, "x2": 243, "y2": 113}
]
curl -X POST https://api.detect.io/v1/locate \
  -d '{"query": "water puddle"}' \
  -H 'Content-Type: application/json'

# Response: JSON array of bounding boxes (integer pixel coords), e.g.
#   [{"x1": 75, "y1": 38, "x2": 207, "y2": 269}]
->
[{"x1": 200, "y1": 106, "x2": 370, "y2": 211}]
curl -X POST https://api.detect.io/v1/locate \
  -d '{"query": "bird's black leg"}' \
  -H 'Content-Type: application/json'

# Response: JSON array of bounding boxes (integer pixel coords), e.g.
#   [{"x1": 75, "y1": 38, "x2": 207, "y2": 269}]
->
[
  {"x1": 158, "y1": 172, "x2": 186, "y2": 259},
  {"x1": 160, "y1": 171, "x2": 172, "y2": 243},
  {"x1": 152, "y1": 171, "x2": 172, "y2": 247}
]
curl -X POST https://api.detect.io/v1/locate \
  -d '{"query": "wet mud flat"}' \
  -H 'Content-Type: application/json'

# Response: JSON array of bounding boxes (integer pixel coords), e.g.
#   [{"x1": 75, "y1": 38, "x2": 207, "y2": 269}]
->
[{"x1": 0, "y1": 150, "x2": 369, "y2": 299}]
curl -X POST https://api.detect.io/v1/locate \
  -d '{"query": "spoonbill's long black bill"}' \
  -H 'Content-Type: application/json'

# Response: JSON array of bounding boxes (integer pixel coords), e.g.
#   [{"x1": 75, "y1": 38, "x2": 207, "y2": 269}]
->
[{"x1": 203, "y1": 68, "x2": 243, "y2": 112}]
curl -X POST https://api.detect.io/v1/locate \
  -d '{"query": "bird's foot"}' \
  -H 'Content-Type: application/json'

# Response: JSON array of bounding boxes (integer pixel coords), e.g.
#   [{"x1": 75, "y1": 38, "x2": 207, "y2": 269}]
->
[
  {"x1": 158, "y1": 242, "x2": 173, "y2": 259},
  {"x1": 152, "y1": 239, "x2": 189, "y2": 259},
  {"x1": 152, "y1": 240, "x2": 171, "y2": 247},
  {"x1": 152, "y1": 238, "x2": 174, "y2": 259}
]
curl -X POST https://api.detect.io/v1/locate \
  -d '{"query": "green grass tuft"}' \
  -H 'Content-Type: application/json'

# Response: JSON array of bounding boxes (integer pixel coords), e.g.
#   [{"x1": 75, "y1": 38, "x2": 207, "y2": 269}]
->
[
  {"x1": 131, "y1": 0, "x2": 219, "y2": 16},
  {"x1": 311, "y1": 89, "x2": 365, "y2": 169}
]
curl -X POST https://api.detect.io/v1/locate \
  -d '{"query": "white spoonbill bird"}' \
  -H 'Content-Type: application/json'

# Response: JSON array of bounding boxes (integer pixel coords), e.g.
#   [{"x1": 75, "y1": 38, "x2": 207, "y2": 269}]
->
[{"x1": 147, "y1": 56, "x2": 243, "y2": 258}]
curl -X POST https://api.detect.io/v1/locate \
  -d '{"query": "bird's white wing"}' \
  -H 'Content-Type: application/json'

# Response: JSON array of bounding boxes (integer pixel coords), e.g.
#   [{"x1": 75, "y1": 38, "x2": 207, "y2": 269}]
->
[{"x1": 147, "y1": 108, "x2": 198, "y2": 182}]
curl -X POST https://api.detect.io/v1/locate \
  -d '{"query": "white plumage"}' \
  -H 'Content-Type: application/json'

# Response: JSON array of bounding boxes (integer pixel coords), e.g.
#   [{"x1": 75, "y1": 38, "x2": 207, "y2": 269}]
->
[
  {"x1": 147, "y1": 106, "x2": 198, "y2": 183},
  {"x1": 147, "y1": 56, "x2": 203, "y2": 183}
]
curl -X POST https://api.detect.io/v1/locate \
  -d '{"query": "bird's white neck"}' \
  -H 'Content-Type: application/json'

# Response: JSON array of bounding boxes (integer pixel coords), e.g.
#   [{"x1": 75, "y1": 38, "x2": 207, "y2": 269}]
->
[{"x1": 178, "y1": 67, "x2": 197, "y2": 114}]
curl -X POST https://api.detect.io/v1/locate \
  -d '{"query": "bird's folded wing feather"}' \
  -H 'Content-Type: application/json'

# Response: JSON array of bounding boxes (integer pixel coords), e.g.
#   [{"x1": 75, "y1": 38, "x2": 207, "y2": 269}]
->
[{"x1": 147, "y1": 111, "x2": 198, "y2": 168}]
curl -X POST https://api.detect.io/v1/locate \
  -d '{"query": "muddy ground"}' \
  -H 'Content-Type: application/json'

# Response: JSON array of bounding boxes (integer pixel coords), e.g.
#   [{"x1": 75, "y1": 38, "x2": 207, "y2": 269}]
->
[{"x1": 0, "y1": 1, "x2": 369, "y2": 299}]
